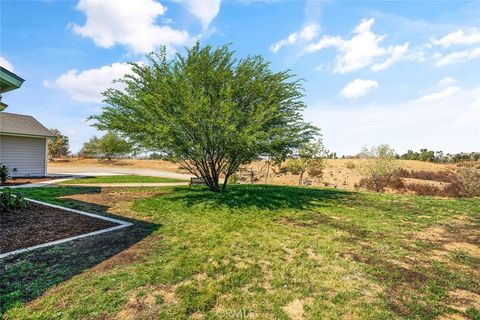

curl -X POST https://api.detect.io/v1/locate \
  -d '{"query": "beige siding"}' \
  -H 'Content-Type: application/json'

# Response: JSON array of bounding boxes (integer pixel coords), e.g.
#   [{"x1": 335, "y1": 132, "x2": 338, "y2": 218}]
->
[{"x1": 0, "y1": 135, "x2": 47, "y2": 176}]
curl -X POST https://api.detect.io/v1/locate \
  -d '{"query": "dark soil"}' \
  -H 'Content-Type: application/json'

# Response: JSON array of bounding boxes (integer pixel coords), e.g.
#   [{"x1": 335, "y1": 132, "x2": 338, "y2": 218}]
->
[{"x1": 0, "y1": 201, "x2": 117, "y2": 253}]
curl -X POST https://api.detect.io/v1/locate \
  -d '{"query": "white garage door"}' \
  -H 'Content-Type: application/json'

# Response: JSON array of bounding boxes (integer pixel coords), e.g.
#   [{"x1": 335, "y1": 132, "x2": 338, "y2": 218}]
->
[{"x1": 0, "y1": 135, "x2": 47, "y2": 177}]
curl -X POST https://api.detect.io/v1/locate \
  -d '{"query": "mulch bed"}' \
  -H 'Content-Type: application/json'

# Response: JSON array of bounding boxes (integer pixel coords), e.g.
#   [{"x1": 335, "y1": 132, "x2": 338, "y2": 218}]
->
[
  {"x1": 0, "y1": 201, "x2": 118, "y2": 254},
  {"x1": 1, "y1": 176, "x2": 70, "y2": 186}
]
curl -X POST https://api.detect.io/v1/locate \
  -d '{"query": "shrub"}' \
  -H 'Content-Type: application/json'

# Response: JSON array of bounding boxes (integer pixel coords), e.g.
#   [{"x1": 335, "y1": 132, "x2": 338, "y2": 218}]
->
[
  {"x1": 0, "y1": 164, "x2": 9, "y2": 185},
  {"x1": 358, "y1": 174, "x2": 404, "y2": 192},
  {"x1": 458, "y1": 167, "x2": 480, "y2": 197},
  {"x1": 358, "y1": 145, "x2": 398, "y2": 192},
  {"x1": 345, "y1": 161, "x2": 355, "y2": 169},
  {"x1": 0, "y1": 188, "x2": 28, "y2": 213}
]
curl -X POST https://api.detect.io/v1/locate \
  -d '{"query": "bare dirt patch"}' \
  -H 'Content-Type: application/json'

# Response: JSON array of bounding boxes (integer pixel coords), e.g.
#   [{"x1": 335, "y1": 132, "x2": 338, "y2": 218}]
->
[
  {"x1": 447, "y1": 289, "x2": 480, "y2": 312},
  {"x1": 282, "y1": 298, "x2": 312, "y2": 320},
  {"x1": 62, "y1": 188, "x2": 167, "y2": 217},
  {"x1": 115, "y1": 285, "x2": 177, "y2": 320},
  {"x1": 444, "y1": 242, "x2": 480, "y2": 258},
  {"x1": 0, "y1": 201, "x2": 117, "y2": 253}
]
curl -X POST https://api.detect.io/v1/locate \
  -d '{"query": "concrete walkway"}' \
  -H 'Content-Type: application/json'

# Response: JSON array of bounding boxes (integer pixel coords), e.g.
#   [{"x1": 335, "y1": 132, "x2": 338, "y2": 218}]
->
[{"x1": 0, "y1": 177, "x2": 78, "y2": 189}]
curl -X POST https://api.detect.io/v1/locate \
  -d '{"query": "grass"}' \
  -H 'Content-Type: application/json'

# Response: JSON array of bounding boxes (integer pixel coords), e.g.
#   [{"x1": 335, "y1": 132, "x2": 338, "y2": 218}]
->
[
  {"x1": 61, "y1": 175, "x2": 188, "y2": 184},
  {"x1": 2, "y1": 185, "x2": 479, "y2": 319}
]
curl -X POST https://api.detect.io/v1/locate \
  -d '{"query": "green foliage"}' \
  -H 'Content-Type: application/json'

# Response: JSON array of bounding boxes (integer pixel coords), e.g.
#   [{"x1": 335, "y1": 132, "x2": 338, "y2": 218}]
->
[
  {"x1": 359, "y1": 144, "x2": 399, "y2": 192},
  {"x1": 0, "y1": 188, "x2": 28, "y2": 213},
  {"x1": 0, "y1": 163, "x2": 9, "y2": 185},
  {"x1": 79, "y1": 136, "x2": 100, "y2": 158},
  {"x1": 285, "y1": 137, "x2": 327, "y2": 185},
  {"x1": 98, "y1": 132, "x2": 132, "y2": 160},
  {"x1": 79, "y1": 133, "x2": 132, "y2": 159},
  {"x1": 91, "y1": 43, "x2": 318, "y2": 192},
  {"x1": 48, "y1": 129, "x2": 70, "y2": 159},
  {"x1": 400, "y1": 149, "x2": 480, "y2": 163}
]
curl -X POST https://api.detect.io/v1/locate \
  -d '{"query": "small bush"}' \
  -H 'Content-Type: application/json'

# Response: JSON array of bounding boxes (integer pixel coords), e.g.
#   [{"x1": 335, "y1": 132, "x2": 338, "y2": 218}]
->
[
  {"x1": 0, "y1": 164, "x2": 9, "y2": 185},
  {"x1": 358, "y1": 145, "x2": 398, "y2": 192},
  {"x1": 0, "y1": 188, "x2": 28, "y2": 213},
  {"x1": 458, "y1": 167, "x2": 480, "y2": 197},
  {"x1": 389, "y1": 176, "x2": 405, "y2": 190},
  {"x1": 359, "y1": 174, "x2": 405, "y2": 192},
  {"x1": 345, "y1": 161, "x2": 355, "y2": 169}
]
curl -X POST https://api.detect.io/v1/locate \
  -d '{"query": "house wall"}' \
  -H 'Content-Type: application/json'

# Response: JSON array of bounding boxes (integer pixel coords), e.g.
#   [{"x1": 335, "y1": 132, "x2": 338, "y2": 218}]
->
[{"x1": 0, "y1": 135, "x2": 47, "y2": 176}]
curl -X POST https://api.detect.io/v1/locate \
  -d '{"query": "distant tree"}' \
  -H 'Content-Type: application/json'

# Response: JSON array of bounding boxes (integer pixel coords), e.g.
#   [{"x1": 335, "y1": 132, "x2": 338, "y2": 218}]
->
[
  {"x1": 419, "y1": 148, "x2": 435, "y2": 162},
  {"x1": 48, "y1": 129, "x2": 70, "y2": 159},
  {"x1": 401, "y1": 150, "x2": 419, "y2": 160},
  {"x1": 80, "y1": 133, "x2": 131, "y2": 160},
  {"x1": 98, "y1": 132, "x2": 132, "y2": 160},
  {"x1": 91, "y1": 43, "x2": 318, "y2": 192},
  {"x1": 79, "y1": 136, "x2": 100, "y2": 158},
  {"x1": 359, "y1": 144, "x2": 398, "y2": 192},
  {"x1": 285, "y1": 138, "x2": 327, "y2": 185}
]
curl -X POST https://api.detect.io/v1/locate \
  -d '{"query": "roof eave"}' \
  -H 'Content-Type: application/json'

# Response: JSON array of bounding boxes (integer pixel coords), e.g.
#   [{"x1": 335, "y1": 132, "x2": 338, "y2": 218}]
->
[{"x1": 0, "y1": 132, "x2": 55, "y2": 139}]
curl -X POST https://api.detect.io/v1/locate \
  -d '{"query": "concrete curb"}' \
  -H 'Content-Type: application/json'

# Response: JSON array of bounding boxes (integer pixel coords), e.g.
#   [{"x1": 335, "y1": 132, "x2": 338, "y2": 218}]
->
[{"x1": 0, "y1": 177, "x2": 79, "y2": 189}]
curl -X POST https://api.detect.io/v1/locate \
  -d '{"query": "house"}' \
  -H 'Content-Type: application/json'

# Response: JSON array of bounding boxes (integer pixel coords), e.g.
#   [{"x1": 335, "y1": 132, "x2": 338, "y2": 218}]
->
[{"x1": 0, "y1": 66, "x2": 54, "y2": 177}]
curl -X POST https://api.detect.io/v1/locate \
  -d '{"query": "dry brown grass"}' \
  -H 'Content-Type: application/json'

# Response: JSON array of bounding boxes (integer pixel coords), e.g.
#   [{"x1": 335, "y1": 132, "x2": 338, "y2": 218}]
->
[{"x1": 50, "y1": 158, "x2": 459, "y2": 192}]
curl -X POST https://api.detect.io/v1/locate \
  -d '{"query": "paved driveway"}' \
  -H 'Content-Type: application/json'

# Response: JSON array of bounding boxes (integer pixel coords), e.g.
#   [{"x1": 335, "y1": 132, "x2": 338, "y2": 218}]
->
[{"x1": 48, "y1": 166, "x2": 193, "y2": 180}]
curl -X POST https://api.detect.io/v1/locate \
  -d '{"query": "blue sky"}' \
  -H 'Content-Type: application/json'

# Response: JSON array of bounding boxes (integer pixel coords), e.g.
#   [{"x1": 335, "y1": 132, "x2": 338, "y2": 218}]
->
[{"x1": 1, "y1": 0, "x2": 479, "y2": 154}]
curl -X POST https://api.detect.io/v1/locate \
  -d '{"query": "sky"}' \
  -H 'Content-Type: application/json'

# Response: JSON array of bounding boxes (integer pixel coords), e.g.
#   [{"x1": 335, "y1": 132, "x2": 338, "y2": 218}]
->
[{"x1": 1, "y1": 0, "x2": 479, "y2": 155}]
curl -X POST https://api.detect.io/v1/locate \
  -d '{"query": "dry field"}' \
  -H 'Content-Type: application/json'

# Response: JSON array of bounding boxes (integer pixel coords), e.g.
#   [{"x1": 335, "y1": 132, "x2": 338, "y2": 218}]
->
[{"x1": 50, "y1": 158, "x2": 458, "y2": 191}]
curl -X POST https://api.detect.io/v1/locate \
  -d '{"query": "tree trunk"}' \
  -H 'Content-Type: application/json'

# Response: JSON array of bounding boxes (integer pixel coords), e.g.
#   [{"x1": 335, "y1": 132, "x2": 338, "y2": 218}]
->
[
  {"x1": 203, "y1": 173, "x2": 221, "y2": 192},
  {"x1": 221, "y1": 174, "x2": 230, "y2": 192},
  {"x1": 298, "y1": 171, "x2": 304, "y2": 186},
  {"x1": 265, "y1": 159, "x2": 270, "y2": 184}
]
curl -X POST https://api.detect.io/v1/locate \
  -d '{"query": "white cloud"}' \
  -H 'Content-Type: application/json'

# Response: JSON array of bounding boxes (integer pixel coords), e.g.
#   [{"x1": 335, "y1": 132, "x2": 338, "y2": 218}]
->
[
  {"x1": 0, "y1": 56, "x2": 14, "y2": 72},
  {"x1": 270, "y1": 23, "x2": 320, "y2": 53},
  {"x1": 305, "y1": 85, "x2": 480, "y2": 155},
  {"x1": 340, "y1": 79, "x2": 378, "y2": 99},
  {"x1": 46, "y1": 62, "x2": 135, "y2": 103},
  {"x1": 372, "y1": 43, "x2": 409, "y2": 71},
  {"x1": 72, "y1": 0, "x2": 191, "y2": 54},
  {"x1": 434, "y1": 46, "x2": 480, "y2": 66},
  {"x1": 438, "y1": 76, "x2": 456, "y2": 87},
  {"x1": 415, "y1": 86, "x2": 460, "y2": 103},
  {"x1": 432, "y1": 28, "x2": 480, "y2": 47},
  {"x1": 305, "y1": 18, "x2": 409, "y2": 73},
  {"x1": 181, "y1": 0, "x2": 221, "y2": 30}
]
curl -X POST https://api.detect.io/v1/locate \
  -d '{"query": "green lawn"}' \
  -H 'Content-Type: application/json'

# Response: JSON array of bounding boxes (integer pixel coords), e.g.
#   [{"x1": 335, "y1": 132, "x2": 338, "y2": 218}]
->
[
  {"x1": 2, "y1": 185, "x2": 479, "y2": 319},
  {"x1": 61, "y1": 175, "x2": 188, "y2": 184}
]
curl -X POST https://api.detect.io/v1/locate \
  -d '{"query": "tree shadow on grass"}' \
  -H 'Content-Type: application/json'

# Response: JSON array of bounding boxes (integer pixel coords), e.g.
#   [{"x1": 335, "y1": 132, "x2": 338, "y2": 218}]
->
[
  {"x1": 168, "y1": 184, "x2": 356, "y2": 211},
  {"x1": 0, "y1": 187, "x2": 160, "y2": 315}
]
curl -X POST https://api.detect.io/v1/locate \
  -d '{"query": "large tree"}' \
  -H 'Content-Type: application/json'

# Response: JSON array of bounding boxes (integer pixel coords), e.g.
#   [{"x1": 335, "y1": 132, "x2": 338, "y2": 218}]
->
[
  {"x1": 79, "y1": 136, "x2": 100, "y2": 158},
  {"x1": 48, "y1": 129, "x2": 70, "y2": 159},
  {"x1": 98, "y1": 132, "x2": 132, "y2": 160},
  {"x1": 91, "y1": 43, "x2": 318, "y2": 192},
  {"x1": 79, "y1": 133, "x2": 131, "y2": 160}
]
